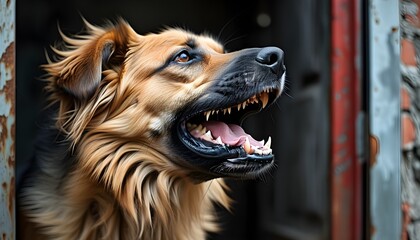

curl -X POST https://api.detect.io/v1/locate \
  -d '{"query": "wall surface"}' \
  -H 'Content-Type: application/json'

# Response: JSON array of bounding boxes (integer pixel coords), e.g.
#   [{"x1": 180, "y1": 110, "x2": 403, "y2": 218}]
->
[
  {"x1": 401, "y1": 0, "x2": 420, "y2": 239},
  {"x1": 0, "y1": 0, "x2": 16, "y2": 239}
]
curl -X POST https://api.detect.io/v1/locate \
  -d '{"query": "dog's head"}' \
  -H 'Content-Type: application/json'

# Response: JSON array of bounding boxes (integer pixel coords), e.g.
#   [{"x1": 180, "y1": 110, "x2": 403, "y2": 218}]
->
[{"x1": 44, "y1": 19, "x2": 285, "y2": 183}]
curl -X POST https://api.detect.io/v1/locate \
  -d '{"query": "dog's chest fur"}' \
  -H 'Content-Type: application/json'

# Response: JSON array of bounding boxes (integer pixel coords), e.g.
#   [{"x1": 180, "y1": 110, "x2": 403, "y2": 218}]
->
[{"x1": 20, "y1": 123, "x2": 228, "y2": 240}]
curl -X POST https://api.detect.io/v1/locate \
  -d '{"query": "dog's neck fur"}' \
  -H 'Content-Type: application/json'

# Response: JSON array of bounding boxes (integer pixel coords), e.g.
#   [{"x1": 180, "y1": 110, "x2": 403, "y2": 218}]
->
[
  {"x1": 19, "y1": 21, "x2": 234, "y2": 239},
  {"x1": 20, "y1": 125, "x2": 229, "y2": 240}
]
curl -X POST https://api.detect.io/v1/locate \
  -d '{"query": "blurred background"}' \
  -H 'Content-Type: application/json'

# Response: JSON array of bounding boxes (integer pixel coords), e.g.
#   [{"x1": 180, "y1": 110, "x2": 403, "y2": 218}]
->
[{"x1": 12, "y1": 0, "x2": 416, "y2": 239}]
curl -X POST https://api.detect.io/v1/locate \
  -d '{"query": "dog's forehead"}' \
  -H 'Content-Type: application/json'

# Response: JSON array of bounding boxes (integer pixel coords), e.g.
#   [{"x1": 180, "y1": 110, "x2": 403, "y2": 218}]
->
[{"x1": 143, "y1": 28, "x2": 224, "y2": 53}]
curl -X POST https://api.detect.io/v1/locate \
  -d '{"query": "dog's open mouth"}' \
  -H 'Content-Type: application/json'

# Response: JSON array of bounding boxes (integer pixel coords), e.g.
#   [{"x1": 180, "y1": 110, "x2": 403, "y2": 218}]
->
[
  {"x1": 186, "y1": 89, "x2": 276, "y2": 156},
  {"x1": 175, "y1": 84, "x2": 281, "y2": 178}
]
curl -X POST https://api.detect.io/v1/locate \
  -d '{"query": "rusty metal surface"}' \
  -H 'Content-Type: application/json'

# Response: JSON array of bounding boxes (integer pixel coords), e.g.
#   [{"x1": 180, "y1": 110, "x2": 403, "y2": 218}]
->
[
  {"x1": 0, "y1": 0, "x2": 16, "y2": 239},
  {"x1": 330, "y1": 0, "x2": 363, "y2": 239},
  {"x1": 369, "y1": 0, "x2": 401, "y2": 239}
]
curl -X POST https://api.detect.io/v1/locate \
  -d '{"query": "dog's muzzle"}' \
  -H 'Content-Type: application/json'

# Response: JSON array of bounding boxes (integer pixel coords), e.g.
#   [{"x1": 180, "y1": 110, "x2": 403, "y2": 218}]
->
[{"x1": 171, "y1": 46, "x2": 286, "y2": 180}]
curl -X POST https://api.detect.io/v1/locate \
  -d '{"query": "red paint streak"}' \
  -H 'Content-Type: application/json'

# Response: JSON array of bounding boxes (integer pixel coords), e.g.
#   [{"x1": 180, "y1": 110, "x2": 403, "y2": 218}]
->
[
  {"x1": 0, "y1": 117, "x2": 6, "y2": 150},
  {"x1": 8, "y1": 177, "x2": 14, "y2": 218},
  {"x1": 331, "y1": 0, "x2": 362, "y2": 239},
  {"x1": 1, "y1": 43, "x2": 15, "y2": 106}
]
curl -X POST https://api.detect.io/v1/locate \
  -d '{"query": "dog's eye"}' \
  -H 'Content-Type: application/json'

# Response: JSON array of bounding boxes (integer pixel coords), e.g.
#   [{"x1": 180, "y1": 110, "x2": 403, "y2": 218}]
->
[{"x1": 174, "y1": 50, "x2": 191, "y2": 63}]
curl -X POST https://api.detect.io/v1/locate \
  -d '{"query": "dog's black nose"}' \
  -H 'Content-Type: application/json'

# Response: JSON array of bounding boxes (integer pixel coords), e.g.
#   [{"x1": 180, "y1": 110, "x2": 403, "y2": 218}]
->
[{"x1": 255, "y1": 47, "x2": 284, "y2": 75}]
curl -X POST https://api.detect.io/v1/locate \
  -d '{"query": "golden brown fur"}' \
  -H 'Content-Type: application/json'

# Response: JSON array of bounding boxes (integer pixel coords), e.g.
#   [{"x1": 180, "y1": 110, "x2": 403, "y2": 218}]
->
[
  {"x1": 20, "y1": 20, "x2": 231, "y2": 240},
  {"x1": 19, "y1": 18, "x2": 285, "y2": 240}
]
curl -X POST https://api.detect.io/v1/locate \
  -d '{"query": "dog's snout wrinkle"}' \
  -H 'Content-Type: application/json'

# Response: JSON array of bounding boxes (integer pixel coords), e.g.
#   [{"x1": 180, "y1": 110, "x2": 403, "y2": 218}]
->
[{"x1": 255, "y1": 47, "x2": 284, "y2": 75}]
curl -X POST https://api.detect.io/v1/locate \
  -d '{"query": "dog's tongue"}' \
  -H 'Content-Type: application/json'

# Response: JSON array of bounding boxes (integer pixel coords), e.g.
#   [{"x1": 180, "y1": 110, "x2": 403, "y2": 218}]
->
[{"x1": 202, "y1": 121, "x2": 263, "y2": 147}]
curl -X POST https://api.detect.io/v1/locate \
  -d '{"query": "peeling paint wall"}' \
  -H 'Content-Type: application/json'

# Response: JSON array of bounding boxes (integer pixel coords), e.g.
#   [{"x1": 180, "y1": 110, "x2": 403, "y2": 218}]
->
[
  {"x1": 0, "y1": 0, "x2": 15, "y2": 239},
  {"x1": 401, "y1": 0, "x2": 420, "y2": 239},
  {"x1": 369, "y1": 0, "x2": 401, "y2": 239}
]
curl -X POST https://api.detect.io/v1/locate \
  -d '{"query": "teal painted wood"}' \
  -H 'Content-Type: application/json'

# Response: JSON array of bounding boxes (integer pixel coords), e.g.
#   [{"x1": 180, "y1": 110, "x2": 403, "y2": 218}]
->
[{"x1": 369, "y1": 0, "x2": 401, "y2": 239}]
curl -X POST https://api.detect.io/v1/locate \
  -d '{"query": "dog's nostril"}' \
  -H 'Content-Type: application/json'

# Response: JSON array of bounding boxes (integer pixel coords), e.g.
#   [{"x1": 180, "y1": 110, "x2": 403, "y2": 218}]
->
[
  {"x1": 256, "y1": 47, "x2": 283, "y2": 65},
  {"x1": 268, "y1": 54, "x2": 278, "y2": 65},
  {"x1": 256, "y1": 47, "x2": 284, "y2": 74}
]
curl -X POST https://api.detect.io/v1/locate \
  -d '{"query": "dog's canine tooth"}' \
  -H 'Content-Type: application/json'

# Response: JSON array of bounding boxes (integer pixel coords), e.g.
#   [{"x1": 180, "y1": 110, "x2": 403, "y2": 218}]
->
[
  {"x1": 264, "y1": 136, "x2": 271, "y2": 149},
  {"x1": 216, "y1": 136, "x2": 223, "y2": 145},
  {"x1": 243, "y1": 137, "x2": 252, "y2": 154},
  {"x1": 242, "y1": 102, "x2": 247, "y2": 109},
  {"x1": 237, "y1": 104, "x2": 241, "y2": 111},
  {"x1": 261, "y1": 92, "x2": 269, "y2": 108},
  {"x1": 227, "y1": 107, "x2": 231, "y2": 114}
]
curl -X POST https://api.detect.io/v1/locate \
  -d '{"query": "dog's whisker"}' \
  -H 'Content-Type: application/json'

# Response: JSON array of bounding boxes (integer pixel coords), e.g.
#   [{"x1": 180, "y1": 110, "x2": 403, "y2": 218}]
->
[
  {"x1": 223, "y1": 34, "x2": 247, "y2": 48},
  {"x1": 217, "y1": 16, "x2": 238, "y2": 42}
]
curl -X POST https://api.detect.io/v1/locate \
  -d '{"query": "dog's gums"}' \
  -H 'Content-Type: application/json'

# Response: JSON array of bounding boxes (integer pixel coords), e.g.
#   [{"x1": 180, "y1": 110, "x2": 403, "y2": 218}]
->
[{"x1": 186, "y1": 89, "x2": 277, "y2": 155}]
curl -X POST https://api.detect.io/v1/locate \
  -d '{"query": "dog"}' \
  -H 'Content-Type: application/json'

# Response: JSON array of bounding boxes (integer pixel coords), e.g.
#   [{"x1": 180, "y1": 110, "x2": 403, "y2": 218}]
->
[{"x1": 18, "y1": 19, "x2": 286, "y2": 239}]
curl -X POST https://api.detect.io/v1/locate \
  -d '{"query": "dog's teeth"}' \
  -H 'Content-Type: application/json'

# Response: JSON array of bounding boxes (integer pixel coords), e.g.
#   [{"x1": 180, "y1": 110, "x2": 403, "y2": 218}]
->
[
  {"x1": 237, "y1": 104, "x2": 241, "y2": 111},
  {"x1": 200, "y1": 130, "x2": 213, "y2": 142},
  {"x1": 261, "y1": 93, "x2": 269, "y2": 108},
  {"x1": 187, "y1": 123, "x2": 195, "y2": 131},
  {"x1": 254, "y1": 148, "x2": 263, "y2": 155},
  {"x1": 201, "y1": 127, "x2": 207, "y2": 135},
  {"x1": 223, "y1": 109, "x2": 227, "y2": 115},
  {"x1": 216, "y1": 136, "x2": 223, "y2": 145},
  {"x1": 264, "y1": 136, "x2": 271, "y2": 149},
  {"x1": 242, "y1": 102, "x2": 247, "y2": 109},
  {"x1": 243, "y1": 137, "x2": 253, "y2": 154},
  {"x1": 227, "y1": 107, "x2": 231, "y2": 114},
  {"x1": 205, "y1": 130, "x2": 213, "y2": 139},
  {"x1": 262, "y1": 149, "x2": 272, "y2": 155},
  {"x1": 205, "y1": 111, "x2": 211, "y2": 121}
]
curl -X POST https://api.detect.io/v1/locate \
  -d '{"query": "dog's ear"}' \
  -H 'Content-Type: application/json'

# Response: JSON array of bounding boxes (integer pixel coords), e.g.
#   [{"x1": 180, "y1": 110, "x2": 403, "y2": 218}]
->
[{"x1": 45, "y1": 20, "x2": 134, "y2": 99}]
